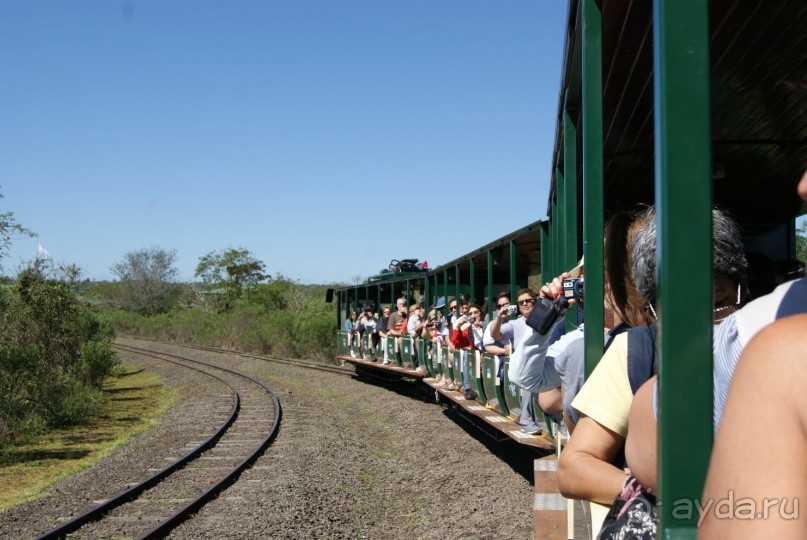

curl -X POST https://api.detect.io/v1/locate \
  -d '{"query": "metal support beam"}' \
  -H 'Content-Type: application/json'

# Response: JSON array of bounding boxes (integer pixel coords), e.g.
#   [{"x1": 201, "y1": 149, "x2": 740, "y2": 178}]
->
[
  {"x1": 582, "y1": 0, "x2": 605, "y2": 376},
  {"x1": 509, "y1": 240, "x2": 517, "y2": 300},
  {"x1": 654, "y1": 0, "x2": 713, "y2": 536},
  {"x1": 487, "y1": 250, "x2": 495, "y2": 311},
  {"x1": 563, "y1": 110, "x2": 579, "y2": 333}
]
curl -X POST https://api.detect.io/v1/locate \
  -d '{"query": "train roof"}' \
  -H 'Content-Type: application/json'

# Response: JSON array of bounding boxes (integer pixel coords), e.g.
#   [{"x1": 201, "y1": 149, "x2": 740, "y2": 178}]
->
[
  {"x1": 549, "y1": 0, "x2": 806, "y2": 227},
  {"x1": 337, "y1": 219, "x2": 543, "y2": 293}
]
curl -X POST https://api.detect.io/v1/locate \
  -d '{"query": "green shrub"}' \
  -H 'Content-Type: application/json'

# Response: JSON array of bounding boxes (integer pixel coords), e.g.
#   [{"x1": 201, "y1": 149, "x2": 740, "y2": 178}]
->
[
  {"x1": 76, "y1": 340, "x2": 118, "y2": 388},
  {"x1": 0, "y1": 265, "x2": 118, "y2": 447},
  {"x1": 98, "y1": 279, "x2": 339, "y2": 363}
]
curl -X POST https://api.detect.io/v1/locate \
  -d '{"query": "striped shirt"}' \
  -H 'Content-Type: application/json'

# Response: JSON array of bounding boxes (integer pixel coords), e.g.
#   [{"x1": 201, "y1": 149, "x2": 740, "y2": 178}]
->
[{"x1": 713, "y1": 278, "x2": 806, "y2": 432}]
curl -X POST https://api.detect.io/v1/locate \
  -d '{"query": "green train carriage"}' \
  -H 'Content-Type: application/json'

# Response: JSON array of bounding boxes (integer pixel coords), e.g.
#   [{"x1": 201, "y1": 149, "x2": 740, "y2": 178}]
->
[{"x1": 335, "y1": 0, "x2": 804, "y2": 537}]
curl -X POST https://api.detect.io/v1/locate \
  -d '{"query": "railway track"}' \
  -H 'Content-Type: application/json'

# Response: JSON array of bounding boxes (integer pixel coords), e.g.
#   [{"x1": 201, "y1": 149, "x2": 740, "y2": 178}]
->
[
  {"x1": 36, "y1": 344, "x2": 281, "y2": 540},
  {"x1": 122, "y1": 336, "x2": 356, "y2": 377}
]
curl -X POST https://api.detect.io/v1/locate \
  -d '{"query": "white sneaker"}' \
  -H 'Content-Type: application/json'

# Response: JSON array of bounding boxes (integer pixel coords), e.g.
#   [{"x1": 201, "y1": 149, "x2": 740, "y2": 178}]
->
[
  {"x1": 350, "y1": 351, "x2": 356, "y2": 358},
  {"x1": 381, "y1": 359, "x2": 390, "y2": 365}
]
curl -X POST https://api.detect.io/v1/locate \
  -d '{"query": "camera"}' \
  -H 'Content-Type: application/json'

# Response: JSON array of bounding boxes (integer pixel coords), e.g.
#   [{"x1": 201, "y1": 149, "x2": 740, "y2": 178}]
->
[
  {"x1": 506, "y1": 305, "x2": 518, "y2": 316},
  {"x1": 526, "y1": 296, "x2": 567, "y2": 335},
  {"x1": 562, "y1": 277, "x2": 584, "y2": 301}
]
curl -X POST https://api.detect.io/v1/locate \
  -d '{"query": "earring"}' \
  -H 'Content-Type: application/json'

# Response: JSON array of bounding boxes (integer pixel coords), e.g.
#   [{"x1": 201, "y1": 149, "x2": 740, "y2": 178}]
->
[{"x1": 736, "y1": 283, "x2": 741, "y2": 305}]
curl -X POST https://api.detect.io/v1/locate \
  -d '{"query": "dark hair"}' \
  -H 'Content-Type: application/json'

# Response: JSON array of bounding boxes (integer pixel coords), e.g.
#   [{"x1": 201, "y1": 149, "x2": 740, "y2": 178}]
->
[
  {"x1": 604, "y1": 211, "x2": 644, "y2": 326},
  {"x1": 515, "y1": 288, "x2": 536, "y2": 300},
  {"x1": 497, "y1": 290, "x2": 511, "y2": 301}
]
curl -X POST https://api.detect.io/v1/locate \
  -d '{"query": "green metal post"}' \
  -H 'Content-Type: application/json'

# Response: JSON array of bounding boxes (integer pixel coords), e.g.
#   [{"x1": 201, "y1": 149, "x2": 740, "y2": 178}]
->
[
  {"x1": 582, "y1": 0, "x2": 605, "y2": 376},
  {"x1": 454, "y1": 264, "x2": 460, "y2": 306},
  {"x1": 564, "y1": 109, "x2": 579, "y2": 333},
  {"x1": 424, "y1": 274, "x2": 431, "y2": 311},
  {"x1": 443, "y1": 269, "x2": 449, "y2": 307},
  {"x1": 337, "y1": 290, "x2": 343, "y2": 331},
  {"x1": 557, "y1": 170, "x2": 565, "y2": 280},
  {"x1": 553, "y1": 175, "x2": 562, "y2": 279},
  {"x1": 509, "y1": 240, "x2": 517, "y2": 299},
  {"x1": 563, "y1": 109, "x2": 578, "y2": 272},
  {"x1": 487, "y1": 250, "x2": 495, "y2": 311},
  {"x1": 469, "y1": 258, "x2": 476, "y2": 305},
  {"x1": 540, "y1": 221, "x2": 550, "y2": 288},
  {"x1": 406, "y1": 279, "x2": 411, "y2": 307},
  {"x1": 654, "y1": 1, "x2": 713, "y2": 537}
]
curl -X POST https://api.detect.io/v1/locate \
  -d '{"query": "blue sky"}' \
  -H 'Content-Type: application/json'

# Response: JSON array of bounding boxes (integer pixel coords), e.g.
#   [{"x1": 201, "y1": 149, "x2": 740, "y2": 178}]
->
[{"x1": 0, "y1": 1, "x2": 569, "y2": 284}]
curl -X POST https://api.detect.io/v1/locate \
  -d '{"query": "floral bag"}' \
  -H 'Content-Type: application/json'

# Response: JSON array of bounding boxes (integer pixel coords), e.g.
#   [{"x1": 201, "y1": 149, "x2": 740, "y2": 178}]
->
[{"x1": 598, "y1": 476, "x2": 658, "y2": 540}]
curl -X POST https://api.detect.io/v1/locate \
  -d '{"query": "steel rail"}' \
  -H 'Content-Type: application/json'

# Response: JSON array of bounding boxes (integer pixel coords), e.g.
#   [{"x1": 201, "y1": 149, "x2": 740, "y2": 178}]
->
[
  {"x1": 122, "y1": 336, "x2": 355, "y2": 377},
  {"x1": 36, "y1": 346, "x2": 241, "y2": 540},
  {"x1": 121, "y1": 345, "x2": 282, "y2": 540}
]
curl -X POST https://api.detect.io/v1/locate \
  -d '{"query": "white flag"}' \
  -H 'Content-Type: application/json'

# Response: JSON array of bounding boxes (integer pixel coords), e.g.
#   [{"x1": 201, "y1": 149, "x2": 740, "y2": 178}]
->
[{"x1": 37, "y1": 242, "x2": 51, "y2": 259}]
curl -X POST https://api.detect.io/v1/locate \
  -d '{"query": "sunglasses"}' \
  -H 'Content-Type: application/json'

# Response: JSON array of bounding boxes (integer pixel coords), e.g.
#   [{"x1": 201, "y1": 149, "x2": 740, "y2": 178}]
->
[
  {"x1": 517, "y1": 298, "x2": 535, "y2": 306},
  {"x1": 497, "y1": 302, "x2": 510, "y2": 308}
]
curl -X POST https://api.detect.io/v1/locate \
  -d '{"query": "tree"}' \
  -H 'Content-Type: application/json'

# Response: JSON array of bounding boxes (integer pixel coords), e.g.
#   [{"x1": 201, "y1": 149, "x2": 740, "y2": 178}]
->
[
  {"x1": 110, "y1": 247, "x2": 180, "y2": 315},
  {"x1": 797, "y1": 222, "x2": 807, "y2": 264},
  {"x1": 195, "y1": 248, "x2": 268, "y2": 310},
  {"x1": 0, "y1": 188, "x2": 36, "y2": 272}
]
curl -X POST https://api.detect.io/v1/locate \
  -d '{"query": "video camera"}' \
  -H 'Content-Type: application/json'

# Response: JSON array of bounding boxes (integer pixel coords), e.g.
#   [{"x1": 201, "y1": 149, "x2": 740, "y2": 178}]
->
[
  {"x1": 525, "y1": 295, "x2": 569, "y2": 335},
  {"x1": 525, "y1": 277, "x2": 583, "y2": 335}
]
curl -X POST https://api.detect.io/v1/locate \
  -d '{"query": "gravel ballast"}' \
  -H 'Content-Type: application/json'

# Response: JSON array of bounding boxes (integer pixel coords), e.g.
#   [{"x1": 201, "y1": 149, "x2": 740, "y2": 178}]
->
[{"x1": 1, "y1": 339, "x2": 537, "y2": 540}]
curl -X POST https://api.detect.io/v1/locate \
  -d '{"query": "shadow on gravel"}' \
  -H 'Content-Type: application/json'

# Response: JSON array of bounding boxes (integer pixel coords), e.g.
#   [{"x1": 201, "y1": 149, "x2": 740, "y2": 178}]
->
[
  {"x1": 441, "y1": 407, "x2": 548, "y2": 483},
  {"x1": 351, "y1": 370, "x2": 435, "y2": 403},
  {"x1": 350, "y1": 367, "x2": 547, "y2": 484}
]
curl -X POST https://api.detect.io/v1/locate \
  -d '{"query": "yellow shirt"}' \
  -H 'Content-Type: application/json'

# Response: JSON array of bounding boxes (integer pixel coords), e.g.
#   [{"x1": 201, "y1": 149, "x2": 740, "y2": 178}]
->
[{"x1": 571, "y1": 332, "x2": 633, "y2": 437}]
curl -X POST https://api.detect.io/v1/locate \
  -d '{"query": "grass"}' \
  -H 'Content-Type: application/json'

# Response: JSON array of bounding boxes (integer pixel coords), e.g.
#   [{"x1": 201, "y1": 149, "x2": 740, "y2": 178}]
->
[{"x1": 0, "y1": 365, "x2": 177, "y2": 512}]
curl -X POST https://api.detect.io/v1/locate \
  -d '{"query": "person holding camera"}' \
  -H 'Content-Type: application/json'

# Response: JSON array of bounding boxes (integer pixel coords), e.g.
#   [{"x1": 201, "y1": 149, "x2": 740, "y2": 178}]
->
[
  {"x1": 458, "y1": 297, "x2": 478, "y2": 397},
  {"x1": 376, "y1": 305, "x2": 391, "y2": 364},
  {"x1": 383, "y1": 297, "x2": 408, "y2": 366},
  {"x1": 346, "y1": 311, "x2": 358, "y2": 359},
  {"x1": 483, "y1": 291, "x2": 516, "y2": 379},
  {"x1": 484, "y1": 287, "x2": 550, "y2": 435},
  {"x1": 433, "y1": 301, "x2": 455, "y2": 387},
  {"x1": 449, "y1": 301, "x2": 482, "y2": 399},
  {"x1": 406, "y1": 303, "x2": 427, "y2": 371},
  {"x1": 358, "y1": 306, "x2": 379, "y2": 360}
]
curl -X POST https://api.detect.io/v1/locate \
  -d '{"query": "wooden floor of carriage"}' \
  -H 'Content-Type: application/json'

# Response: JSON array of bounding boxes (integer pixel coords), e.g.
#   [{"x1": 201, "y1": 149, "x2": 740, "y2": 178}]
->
[{"x1": 340, "y1": 354, "x2": 594, "y2": 540}]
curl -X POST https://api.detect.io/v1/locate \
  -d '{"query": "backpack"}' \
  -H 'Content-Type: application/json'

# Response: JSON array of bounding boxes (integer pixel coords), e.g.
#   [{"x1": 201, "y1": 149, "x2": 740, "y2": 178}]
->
[
  {"x1": 598, "y1": 323, "x2": 659, "y2": 540},
  {"x1": 626, "y1": 324, "x2": 657, "y2": 394}
]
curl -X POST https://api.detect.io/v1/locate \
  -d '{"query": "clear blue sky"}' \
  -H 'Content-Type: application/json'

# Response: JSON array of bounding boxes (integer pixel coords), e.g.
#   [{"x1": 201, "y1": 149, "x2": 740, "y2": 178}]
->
[{"x1": 1, "y1": 1, "x2": 569, "y2": 285}]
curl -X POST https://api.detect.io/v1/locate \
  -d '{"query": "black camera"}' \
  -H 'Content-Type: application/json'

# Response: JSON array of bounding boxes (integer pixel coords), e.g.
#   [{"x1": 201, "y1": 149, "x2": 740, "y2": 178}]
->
[
  {"x1": 525, "y1": 293, "x2": 573, "y2": 335},
  {"x1": 562, "y1": 277, "x2": 584, "y2": 301}
]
